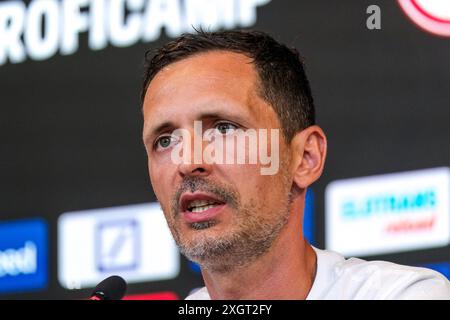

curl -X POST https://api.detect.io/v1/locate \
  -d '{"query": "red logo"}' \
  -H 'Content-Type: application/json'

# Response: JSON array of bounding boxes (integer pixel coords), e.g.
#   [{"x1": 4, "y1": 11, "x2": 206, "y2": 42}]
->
[{"x1": 398, "y1": 0, "x2": 450, "y2": 37}]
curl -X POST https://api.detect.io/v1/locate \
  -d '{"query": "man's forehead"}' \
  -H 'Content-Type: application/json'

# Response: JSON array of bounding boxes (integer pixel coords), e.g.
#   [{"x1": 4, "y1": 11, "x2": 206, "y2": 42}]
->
[
  {"x1": 158, "y1": 50, "x2": 255, "y2": 77},
  {"x1": 142, "y1": 50, "x2": 280, "y2": 131},
  {"x1": 143, "y1": 51, "x2": 256, "y2": 103}
]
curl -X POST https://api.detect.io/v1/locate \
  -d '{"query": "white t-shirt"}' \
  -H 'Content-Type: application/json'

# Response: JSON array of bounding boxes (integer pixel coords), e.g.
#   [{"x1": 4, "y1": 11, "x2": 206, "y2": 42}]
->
[{"x1": 186, "y1": 246, "x2": 450, "y2": 300}]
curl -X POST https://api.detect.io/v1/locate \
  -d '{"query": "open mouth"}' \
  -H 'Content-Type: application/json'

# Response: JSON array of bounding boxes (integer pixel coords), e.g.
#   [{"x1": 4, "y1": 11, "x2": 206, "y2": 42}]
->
[
  {"x1": 180, "y1": 193, "x2": 226, "y2": 223},
  {"x1": 187, "y1": 199, "x2": 221, "y2": 213}
]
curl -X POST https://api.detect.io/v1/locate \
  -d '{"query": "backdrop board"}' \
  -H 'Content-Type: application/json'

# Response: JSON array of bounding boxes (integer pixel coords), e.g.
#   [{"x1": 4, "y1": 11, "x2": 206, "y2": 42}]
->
[{"x1": 0, "y1": 0, "x2": 449, "y2": 299}]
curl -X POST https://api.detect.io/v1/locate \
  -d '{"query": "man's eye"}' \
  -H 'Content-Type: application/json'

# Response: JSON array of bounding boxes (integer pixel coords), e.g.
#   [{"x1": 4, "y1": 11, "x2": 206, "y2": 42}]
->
[
  {"x1": 215, "y1": 122, "x2": 237, "y2": 135},
  {"x1": 155, "y1": 136, "x2": 176, "y2": 150}
]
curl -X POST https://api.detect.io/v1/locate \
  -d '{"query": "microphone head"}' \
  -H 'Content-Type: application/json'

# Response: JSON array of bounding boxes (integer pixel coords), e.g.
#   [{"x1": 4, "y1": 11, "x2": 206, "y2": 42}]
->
[{"x1": 91, "y1": 275, "x2": 127, "y2": 300}]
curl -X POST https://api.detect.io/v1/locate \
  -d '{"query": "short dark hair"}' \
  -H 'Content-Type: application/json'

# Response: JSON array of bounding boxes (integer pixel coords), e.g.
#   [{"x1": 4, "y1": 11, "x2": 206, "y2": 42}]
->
[{"x1": 141, "y1": 30, "x2": 315, "y2": 142}]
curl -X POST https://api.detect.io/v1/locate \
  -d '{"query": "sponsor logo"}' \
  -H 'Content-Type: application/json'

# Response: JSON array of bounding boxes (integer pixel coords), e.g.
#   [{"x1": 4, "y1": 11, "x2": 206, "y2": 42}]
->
[
  {"x1": 95, "y1": 219, "x2": 140, "y2": 273},
  {"x1": 0, "y1": 0, "x2": 271, "y2": 66},
  {"x1": 398, "y1": 0, "x2": 450, "y2": 37},
  {"x1": 326, "y1": 167, "x2": 450, "y2": 256},
  {"x1": 58, "y1": 203, "x2": 180, "y2": 289},
  {"x1": 0, "y1": 218, "x2": 48, "y2": 294}
]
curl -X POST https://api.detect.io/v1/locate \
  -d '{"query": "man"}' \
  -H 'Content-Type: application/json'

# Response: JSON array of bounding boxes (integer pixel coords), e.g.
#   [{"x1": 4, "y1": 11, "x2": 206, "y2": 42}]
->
[{"x1": 141, "y1": 30, "x2": 450, "y2": 299}]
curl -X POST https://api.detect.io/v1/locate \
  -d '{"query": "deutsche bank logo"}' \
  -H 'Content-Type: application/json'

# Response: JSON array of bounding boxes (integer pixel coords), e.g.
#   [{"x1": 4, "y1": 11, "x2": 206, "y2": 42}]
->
[
  {"x1": 95, "y1": 219, "x2": 140, "y2": 273},
  {"x1": 0, "y1": 218, "x2": 48, "y2": 294},
  {"x1": 58, "y1": 203, "x2": 180, "y2": 289}
]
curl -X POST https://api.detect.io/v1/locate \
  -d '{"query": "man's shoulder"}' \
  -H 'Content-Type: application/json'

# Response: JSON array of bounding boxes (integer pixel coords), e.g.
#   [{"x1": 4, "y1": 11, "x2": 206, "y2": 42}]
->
[
  {"x1": 184, "y1": 249, "x2": 450, "y2": 300},
  {"x1": 315, "y1": 248, "x2": 450, "y2": 299}
]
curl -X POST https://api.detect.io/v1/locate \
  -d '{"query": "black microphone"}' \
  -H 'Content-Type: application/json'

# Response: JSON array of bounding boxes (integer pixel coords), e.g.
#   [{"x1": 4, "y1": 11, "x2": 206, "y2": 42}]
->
[{"x1": 89, "y1": 275, "x2": 127, "y2": 300}]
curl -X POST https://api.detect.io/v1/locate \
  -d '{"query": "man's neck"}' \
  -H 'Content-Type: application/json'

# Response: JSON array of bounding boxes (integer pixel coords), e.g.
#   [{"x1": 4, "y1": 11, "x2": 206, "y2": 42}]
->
[{"x1": 200, "y1": 207, "x2": 317, "y2": 300}]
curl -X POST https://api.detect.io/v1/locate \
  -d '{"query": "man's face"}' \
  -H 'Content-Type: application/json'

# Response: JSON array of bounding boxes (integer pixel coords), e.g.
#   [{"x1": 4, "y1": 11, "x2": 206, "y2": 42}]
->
[{"x1": 142, "y1": 51, "x2": 294, "y2": 272}]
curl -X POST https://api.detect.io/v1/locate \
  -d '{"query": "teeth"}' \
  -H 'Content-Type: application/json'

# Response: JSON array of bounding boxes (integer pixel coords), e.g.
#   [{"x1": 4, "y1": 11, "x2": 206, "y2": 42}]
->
[
  {"x1": 188, "y1": 200, "x2": 216, "y2": 208},
  {"x1": 190, "y1": 204, "x2": 217, "y2": 213}
]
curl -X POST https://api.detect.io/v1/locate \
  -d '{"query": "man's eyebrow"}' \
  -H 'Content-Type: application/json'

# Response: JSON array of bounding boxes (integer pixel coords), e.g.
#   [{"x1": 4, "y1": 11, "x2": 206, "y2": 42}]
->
[
  {"x1": 197, "y1": 108, "x2": 251, "y2": 124},
  {"x1": 144, "y1": 121, "x2": 174, "y2": 143},
  {"x1": 198, "y1": 112, "x2": 231, "y2": 120}
]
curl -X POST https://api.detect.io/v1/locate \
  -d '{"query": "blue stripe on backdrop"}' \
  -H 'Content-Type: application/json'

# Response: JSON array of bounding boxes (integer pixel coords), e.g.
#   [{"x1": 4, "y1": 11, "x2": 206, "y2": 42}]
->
[
  {"x1": 304, "y1": 188, "x2": 315, "y2": 246},
  {"x1": 419, "y1": 262, "x2": 450, "y2": 280}
]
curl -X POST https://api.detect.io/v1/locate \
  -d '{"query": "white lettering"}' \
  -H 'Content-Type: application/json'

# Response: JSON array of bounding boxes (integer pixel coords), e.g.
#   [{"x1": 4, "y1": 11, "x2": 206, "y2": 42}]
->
[
  {"x1": 61, "y1": 0, "x2": 90, "y2": 55},
  {"x1": 142, "y1": 0, "x2": 183, "y2": 42},
  {"x1": 0, "y1": 242, "x2": 38, "y2": 278},
  {"x1": 89, "y1": 0, "x2": 108, "y2": 51},
  {"x1": 170, "y1": 122, "x2": 280, "y2": 175},
  {"x1": 0, "y1": 1, "x2": 26, "y2": 65},
  {"x1": 184, "y1": 0, "x2": 235, "y2": 32},
  {"x1": 238, "y1": 0, "x2": 271, "y2": 27},
  {"x1": 25, "y1": 0, "x2": 59, "y2": 61},
  {"x1": 366, "y1": 4, "x2": 382, "y2": 30},
  {"x1": 0, "y1": 0, "x2": 272, "y2": 66},
  {"x1": 109, "y1": 0, "x2": 145, "y2": 47}
]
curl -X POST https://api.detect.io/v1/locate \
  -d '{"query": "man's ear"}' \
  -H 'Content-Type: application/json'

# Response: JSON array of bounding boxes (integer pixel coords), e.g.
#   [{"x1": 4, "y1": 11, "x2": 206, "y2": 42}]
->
[{"x1": 290, "y1": 125, "x2": 327, "y2": 189}]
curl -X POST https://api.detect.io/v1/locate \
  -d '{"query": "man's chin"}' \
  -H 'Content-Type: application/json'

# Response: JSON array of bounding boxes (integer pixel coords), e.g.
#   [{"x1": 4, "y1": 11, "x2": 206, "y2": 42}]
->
[
  {"x1": 179, "y1": 220, "x2": 227, "y2": 243},
  {"x1": 177, "y1": 229, "x2": 237, "y2": 258},
  {"x1": 179, "y1": 241, "x2": 237, "y2": 272}
]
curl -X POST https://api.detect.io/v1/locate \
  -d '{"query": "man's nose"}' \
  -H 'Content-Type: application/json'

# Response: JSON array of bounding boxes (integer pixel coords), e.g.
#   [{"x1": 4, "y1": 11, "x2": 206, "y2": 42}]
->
[
  {"x1": 177, "y1": 129, "x2": 213, "y2": 177},
  {"x1": 178, "y1": 163, "x2": 212, "y2": 177}
]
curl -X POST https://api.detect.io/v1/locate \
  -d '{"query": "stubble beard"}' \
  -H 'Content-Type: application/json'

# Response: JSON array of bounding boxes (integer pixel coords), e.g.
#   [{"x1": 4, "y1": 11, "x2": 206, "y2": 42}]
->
[{"x1": 163, "y1": 172, "x2": 293, "y2": 274}]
